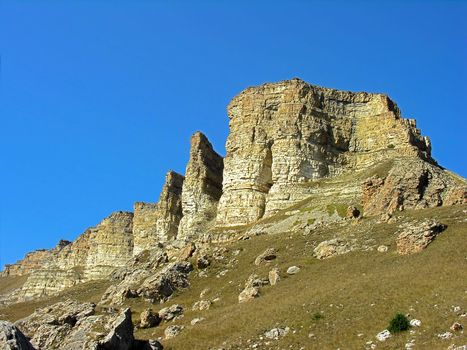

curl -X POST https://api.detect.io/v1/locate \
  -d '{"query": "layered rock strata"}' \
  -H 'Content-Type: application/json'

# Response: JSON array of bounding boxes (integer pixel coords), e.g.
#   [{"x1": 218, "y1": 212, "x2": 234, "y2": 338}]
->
[
  {"x1": 177, "y1": 132, "x2": 223, "y2": 240},
  {"x1": 216, "y1": 78, "x2": 432, "y2": 226},
  {"x1": 133, "y1": 170, "x2": 184, "y2": 255}
]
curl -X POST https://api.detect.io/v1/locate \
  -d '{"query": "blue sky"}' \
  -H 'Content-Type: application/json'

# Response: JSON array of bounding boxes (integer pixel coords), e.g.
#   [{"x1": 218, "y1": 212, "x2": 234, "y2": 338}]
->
[{"x1": 0, "y1": 0, "x2": 466, "y2": 268}]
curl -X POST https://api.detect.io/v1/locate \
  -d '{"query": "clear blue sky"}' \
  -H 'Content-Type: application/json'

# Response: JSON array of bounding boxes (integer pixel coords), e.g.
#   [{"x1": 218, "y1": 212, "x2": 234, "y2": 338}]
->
[{"x1": 1, "y1": 1, "x2": 466, "y2": 268}]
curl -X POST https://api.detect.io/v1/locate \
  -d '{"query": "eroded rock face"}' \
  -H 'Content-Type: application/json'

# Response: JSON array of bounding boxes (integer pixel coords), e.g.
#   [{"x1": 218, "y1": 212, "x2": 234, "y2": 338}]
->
[
  {"x1": 217, "y1": 78, "x2": 432, "y2": 226},
  {"x1": 396, "y1": 220, "x2": 447, "y2": 255},
  {"x1": 84, "y1": 212, "x2": 134, "y2": 279},
  {"x1": 363, "y1": 159, "x2": 461, "y2": 216},
  {"x1": 177, "y1": 132, "x2": 223, "y2": 240},
  {"x1": 0, "y1": 320, "x2": 35, "y2": 350},
  {"x1": 133, "y1": 171, "x2": 184, "y2": 255}
]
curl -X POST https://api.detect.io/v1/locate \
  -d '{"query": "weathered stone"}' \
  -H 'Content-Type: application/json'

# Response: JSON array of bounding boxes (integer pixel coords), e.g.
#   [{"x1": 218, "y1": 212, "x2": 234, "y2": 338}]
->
[
  {"x1": 158, "y1": 305, "x2": 184, "y2": 321},
  {"x1": 286, "y1": 266, "x2": 300, "y2": 275},
  {"x1": 217, "y1": 79, "x2": 432, "y2": 227},
  {"x1": 164, "y1": 325, "x2": 183, "y2": 339},
  {"x1": 363, "y1": 159, "x2": 460, "y2": 216},
  {"x1": 0, "y1": 320, "x2": 35, "y2": 350},
  {"x1": 450, "y1": 322, "x2": 463, "y2": 332},
  {"x1": 177, "y1": 242, "x2": 196, "y2": 261},
  {"x1": 178, "y1": 132, "x2": 223, "y2": 240},
  {"x1": 192, "y1": 300, "x2": 212, "y2": 311},
  {"x1": 238, "y1": 287, "x2": 260, "y2": 303},
  {"x1": 98, "y1": 308, "x2": 134, "y2": 350},
  {"x1": 139, "y1": 309, "x2": 160, "y2": 329},
  {"x1": 244, "y1": 274, "x2": 269, "y2": 289},
  {"x1": 133, "y1": 171, "x2": 184, "y2": 254},
  {"x1": 137, "y1": 262, "x2": 192, "y2": 303},
  {"x1": 396, "y1": 220, "x2": 446, "y2": 255},
  {"x1": 264, "y1": 327, "x2": 290, "y2": 339},
  {"x1": 313, "y1": 239, "x2": 355, "y2": 259},
  {"x1": 268, "y1": 267, "x2": 281, "y2": 286},
  {"x1": 377, "y1": 245, "x2": 389, "y2": 253},
  {"x1": 254, "y1": 248, "x2": 277, "y2": 265}
]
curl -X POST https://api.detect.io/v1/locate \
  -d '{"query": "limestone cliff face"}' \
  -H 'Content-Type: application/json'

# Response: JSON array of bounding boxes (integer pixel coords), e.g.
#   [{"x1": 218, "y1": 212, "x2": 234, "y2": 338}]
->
[
  {"x1": 133, "y1": 171, "x2": 184, "y2": 255},
  {"x1": 216, "y1": 78, "x2": 432, "y2": 226},
  {"x1": 177, "y1": 132, "x2": 223, "y2": 240},
  {"x1": 84, "y1": 211, "x2": 134, "y2": 279}
]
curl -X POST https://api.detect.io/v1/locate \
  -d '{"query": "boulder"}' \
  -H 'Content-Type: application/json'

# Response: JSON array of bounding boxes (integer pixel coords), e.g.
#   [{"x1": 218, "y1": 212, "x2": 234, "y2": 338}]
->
[
  {"x1": 98, "y1": 308, "x2": 134, "y2": 350},
  {"x1": 396, "y1": 220, "x2": 446, "y2": 255},
  {"x1": 137, "y1": 262, "x2": 193, "y2": 303},
  {"x1": 254, "y1": 248, "x2": 277, "y2": 265},
  {"x1": 0, "y1": 321, "x2": 35, "y2": 350},
  {"x1": 196, "y1": 255, "x2": 210, "y2": 269},
  {"x1": 313, "y1": 239, "x2": 355, "y2": 259},
  {"x1": 268, "y1": 268, "x2": 281, "y2": 286},
  {"x1": 192, "y1": 300, "x2": 212, "y2": 311},
  {"x1": 286, "y1": 266, "x2": 300, "y2": 275},
  {"x1": 139, "y1": 309, "x2": 161, "y2": 329},
  {"x1": 346, "y1": 206, "x2": 360, "y2": 219},
  {"x1": 158, "y1": 305, "x2": 184, "y2": 321},
  {"x1": 238, "y1": 287, "x2": 260, "y2": 303}
]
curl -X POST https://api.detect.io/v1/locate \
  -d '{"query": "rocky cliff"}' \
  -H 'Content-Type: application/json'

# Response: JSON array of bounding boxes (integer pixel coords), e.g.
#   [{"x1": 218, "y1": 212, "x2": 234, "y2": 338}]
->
[
  {"x1": 216, "y1": 78, "x2": 433, "y2": 226},
  {"x1": 2, "y1": 78, "x2": 465, "y2": 306}
]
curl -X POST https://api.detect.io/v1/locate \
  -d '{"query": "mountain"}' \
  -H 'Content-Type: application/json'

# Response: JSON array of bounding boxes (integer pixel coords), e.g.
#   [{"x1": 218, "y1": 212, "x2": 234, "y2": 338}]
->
[{"x1": 1, "y1": 79, "x2": 466, "y2": 350}]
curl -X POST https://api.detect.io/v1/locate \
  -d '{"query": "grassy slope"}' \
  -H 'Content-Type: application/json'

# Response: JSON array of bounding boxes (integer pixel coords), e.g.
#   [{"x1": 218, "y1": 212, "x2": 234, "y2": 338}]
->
[
  {"x1": 132, "y1": 205, "x2": 466, "y2": 350},
  {"x1": 0, "y1": 162, "x2": 465, "y2": 349}
]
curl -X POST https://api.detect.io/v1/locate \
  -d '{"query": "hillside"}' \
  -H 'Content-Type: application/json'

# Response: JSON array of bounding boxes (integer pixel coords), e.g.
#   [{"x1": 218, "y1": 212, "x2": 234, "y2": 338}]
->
[{"x1": 1, "y1": 79, "x2": 466, "y2": 350}]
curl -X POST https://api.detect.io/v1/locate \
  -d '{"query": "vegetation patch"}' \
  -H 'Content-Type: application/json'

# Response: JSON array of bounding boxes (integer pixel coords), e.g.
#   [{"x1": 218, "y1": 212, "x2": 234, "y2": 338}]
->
[{"x1": 388, "y1": 313, "x2": 410, "y2": 333}]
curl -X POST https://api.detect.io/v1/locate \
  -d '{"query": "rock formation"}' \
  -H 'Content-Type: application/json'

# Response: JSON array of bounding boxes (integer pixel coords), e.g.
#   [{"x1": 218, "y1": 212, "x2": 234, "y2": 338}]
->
[
  {"x1": 177, "y1": 132, "x2": 223, "y2": 240},
  {"x1": 216, "y1": 78, "x2": 432, "y2": 226},
  {"x1": 133, "y1": 170, "x2": 184, "y2": 254}
]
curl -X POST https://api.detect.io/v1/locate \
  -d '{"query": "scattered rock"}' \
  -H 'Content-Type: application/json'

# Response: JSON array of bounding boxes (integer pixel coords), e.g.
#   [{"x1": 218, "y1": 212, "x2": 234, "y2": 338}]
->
[
  {"x1": 238, "y1": 287, "x2": 260, "y2": 303},
  {"x1": 137, "y1": 262, "x2": 193, "y2": 303},
  {"x1": 286, "y1": 266, "x2": 300, "y2": 275},
  {"x1": 192, "y1": 300, "x2": 212, "y2": 311},
  {"x1": 409, "y1": 319, "x2": 421, "y2": 327},
  {"x1": 314, "y1": 238, "x2": 355, "y2": 259},
  {"x1": 199, "y1": 288, "x2": 210, "y2": 298},
  {"x1": 0, "y1": 320, "x2": 35, "y2": 350},
  {"x1": 164, "y1": 325, "x2": 183, "y2": 339},
  {"x1": 139, "y1": 309, "x2": 161, "y2": 329},
  {"x1": 396, "y1": 220, "x2": 447, "y2": 255},
  {"x1": 377, "y1": 245, "x2": 389, "y2": 253},
  {"x1": 450, "y1": 322, "x2": 463, "y2": 331},
  {"x1": 190, "y1": 317, "x2": 205, "y2": 325},
  {"x1": 438, "y1": 331, "x2": 453, "y2": 340},
  {"x1": 158, "y1": 305, "x2": 184, "y2": 321},
  {"x1": 254, "y1": 248, "x2": 277, "y2": 265},
  {"x1": 245, "y1": 274, "x2": 269, "y2": 289},
  {"x1": 268, "y1": 268, "x2": 281, "y2": 286},
  {"x1": 143, "y1": 339, "x2": 164, "y2": 350},
  {"x1": 264, "y1": 327, "x2": 290, "y2": 339},
  {"x1": 376, "y1": 329, "x2": 391, "y2": 342}
]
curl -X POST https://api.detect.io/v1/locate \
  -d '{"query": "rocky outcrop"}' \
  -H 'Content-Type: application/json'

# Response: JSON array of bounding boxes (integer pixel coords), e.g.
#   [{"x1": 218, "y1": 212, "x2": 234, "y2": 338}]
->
[
  {"x1": 363, "y1": 159, "x2": 461, "y2": 216},
  {"x1": 15, "y1": 301, "x2": 149, "y2": 350},
  {"x1": 0, "y1": 320, "x2": 35, "y2": 350},
  {"x1": 133, "y1": 171, "x2": 184, "y2": 254},
  {"x1": 137, "y1": 262, "x2": 193, "y2": 303},
  {"x1": 177, "y1": 132, "x2": 223, "y2": 240},
  {"x1": 313, "y1": 238, "x2": 356, "y2": 259},
  {"x1": 216, "y1": 78, "x2": 432, "y2": 226},
  {"x1": 84, "y1": 212, "x2": 134, "y2": 279},
  {"x1": 396, "y1": 220, "x2": 447, "y2": 255}
]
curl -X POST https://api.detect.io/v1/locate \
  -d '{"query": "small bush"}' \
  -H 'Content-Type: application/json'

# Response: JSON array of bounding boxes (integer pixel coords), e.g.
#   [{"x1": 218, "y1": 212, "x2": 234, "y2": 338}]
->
[
  {"x1": 388, "y1": 313, "x2": 410, "y2": 333},
  {"x1": 312, "y1": 312, "x2": 324, "y2": 321},
  {"x1": 387, "y1": 144, "x2": 395, "y2": 149}
]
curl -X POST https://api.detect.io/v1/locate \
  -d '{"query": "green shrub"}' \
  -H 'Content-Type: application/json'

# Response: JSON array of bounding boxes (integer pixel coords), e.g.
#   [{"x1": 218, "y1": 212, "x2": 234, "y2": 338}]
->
[
  {"x1": 312, "y1": 312, "x2": 324, "y2": 321},
  {"x1": 387, "y1": 144, "x2": 395, "y2": 149},
  {"x1": 388, "y1": 313, "x2": 410, "y2": 333}
]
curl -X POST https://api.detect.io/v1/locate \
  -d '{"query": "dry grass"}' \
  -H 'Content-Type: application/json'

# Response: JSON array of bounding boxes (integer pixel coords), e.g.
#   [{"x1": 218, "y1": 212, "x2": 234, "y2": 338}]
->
[{"x1": 1, "y1": 203, "x2": 465, "y2": 349}]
